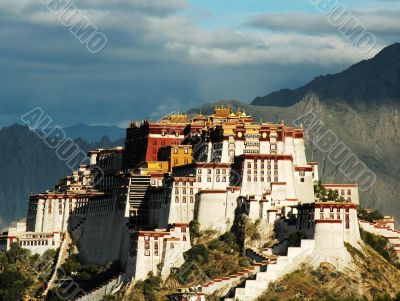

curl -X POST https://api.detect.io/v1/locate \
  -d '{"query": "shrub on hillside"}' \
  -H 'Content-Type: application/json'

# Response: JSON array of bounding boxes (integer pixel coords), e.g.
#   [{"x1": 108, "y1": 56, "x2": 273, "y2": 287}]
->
[
  {"x1": 0, "y1": 243, "x2": 57, "y2": 299},
  {"x1": 134, "y1": 272, "x2": 163, "y2": 301},
  {"x1": 360, "y1": 228, "x2": 399, "y2": 268},
  {"x1": 174, "y1": 231, "x2": 249, "y2": 286},
  {"x1": 185, "y1": 244, "x2": 209, "y2": 264},
  {"x1": 358, "y1": 208, "x2": 384, "y2": 222}
]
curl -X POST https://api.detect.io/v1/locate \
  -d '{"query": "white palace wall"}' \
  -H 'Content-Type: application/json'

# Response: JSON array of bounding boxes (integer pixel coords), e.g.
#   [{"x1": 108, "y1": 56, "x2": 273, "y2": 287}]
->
[
  {"x1": 312, "y1": 221, "x2": 352, "y2": 267},
  {"x1": 77, "y1": 194, "x2": 128, "y2": 266},
  {"x1": 293, "y1": 138, "x2": 307, "y2": 165},
  {"x1": 196, "y1": 188, "x2": 240, "y2": 233},
  {"x1": 293, "y1": 169, "x2": 314, "y2": 204},
  {"x1": 28, "y1": 196, "x2": 77, "y2": 233}
]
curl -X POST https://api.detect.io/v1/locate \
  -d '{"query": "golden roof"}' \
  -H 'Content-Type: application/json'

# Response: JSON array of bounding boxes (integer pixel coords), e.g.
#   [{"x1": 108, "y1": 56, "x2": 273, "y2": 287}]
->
[
  {"x1": 213, "y1": 106, "x2": 231, "y2": 118},
  {"x1": 193, "y1": 113, "x2": 207, "y2": 121},
  {"x1": 160, "y1": 113, "x2": 189, "y2": 124}
]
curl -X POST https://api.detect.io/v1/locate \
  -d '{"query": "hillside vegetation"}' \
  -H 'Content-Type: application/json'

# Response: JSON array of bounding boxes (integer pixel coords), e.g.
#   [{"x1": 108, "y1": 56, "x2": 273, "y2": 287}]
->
[
  {"x1": 258, "y1": 243, "x2": 400, "y2": 301},
  {"x1": 0, "y1": 243, "x2": 56, "y2": 300}
]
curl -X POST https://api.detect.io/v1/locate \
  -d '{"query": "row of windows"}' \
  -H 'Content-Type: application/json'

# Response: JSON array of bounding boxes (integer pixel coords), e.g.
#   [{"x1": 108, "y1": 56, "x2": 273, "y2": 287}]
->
[
  {"x1": 175, "y1": 180, "x2": 195, "y2": 186},
  {"x1": 247, "y1": 162, "x2": 278, "y2": 169},
  {"x1": 173, "y1": 147, "x2": 189, "y2": 154},
  {"x1": 197, "y1": 168, "x2": 229, "y2": 175},
  {"x1": 175, "y1": 196, "x2": 195, "y2": 203},
  {"x1": 320, "y1": 213, "x2": 341, "y2": 219},
  {"x1": 197, "y1": 176, "x2": 228, "y2": 183},
  {"x1": 19, "y1": 240, "x2": 54, "y2": 246},
  {"x1": 340, "y1": 189, "x2": 352, "y2": 195},
  {"x1": 319, "y1": 213, "x2": 350, "y2": 228},
  {"x1": 144, "y1": 239, "x2": 187, "y2": 256},
  {"x1": 320, "y1": 207, "x2": 350, "y2": 212},
  {"x1": 151, "y1": 179, "x2": 163, "y2": 186},
  {"x1": 175, "y1": 188, "x2": 195, "y2": 195},
  {"x1": 151, "y1": 138, "x2": 182, "y2": 146},
  {"x1": 324, "y1": 188, "x2": 353, "y2": 196},
  {"x1": 244, "y1": 149, "x2": 260, "y2": 154},
  {"x1": 247, "y1": 170, "x2": 278, "y2": 175},
  {"x1": 247, "y1": 176, "x2": 278, "y2": 182},
  {"x1": 173, "y1": 158, "x2": 190, "y2": 164}
]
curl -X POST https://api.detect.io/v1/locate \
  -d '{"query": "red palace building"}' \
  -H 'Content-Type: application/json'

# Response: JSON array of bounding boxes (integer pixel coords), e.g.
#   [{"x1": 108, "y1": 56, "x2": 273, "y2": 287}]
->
[{"x1": 122, "y1": 114, "x2": 203, "y2": 170}]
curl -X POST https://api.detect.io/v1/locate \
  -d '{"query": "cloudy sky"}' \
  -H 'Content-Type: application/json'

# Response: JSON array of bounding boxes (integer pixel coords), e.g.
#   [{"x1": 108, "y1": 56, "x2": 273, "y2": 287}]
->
[{"x1": 1, "y1": 0, "x2": 399, "y2": 127}]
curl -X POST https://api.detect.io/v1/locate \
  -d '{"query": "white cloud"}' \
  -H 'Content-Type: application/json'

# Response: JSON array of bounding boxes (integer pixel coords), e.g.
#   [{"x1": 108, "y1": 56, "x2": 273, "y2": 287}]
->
[
  {"x1": 0, "y1": 0, "x2": 390, "y2": 68},
  {"x1": 246, "y1": 10, "x2": 400, "y2": 36}
]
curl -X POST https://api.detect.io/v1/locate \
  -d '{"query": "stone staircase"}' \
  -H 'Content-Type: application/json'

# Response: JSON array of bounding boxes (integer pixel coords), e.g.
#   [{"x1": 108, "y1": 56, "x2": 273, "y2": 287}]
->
[
  {"x1": 43, "y1": 231, "x2": 72, "y2": 296},
  {"x1": 191, "y1": 248, "x2": 276, "y2": 297},
  {"x1": 246, "y1": 248, "x2": 275, "y2": 265},
  {"x1": 359, "y1": 220, "x2": 400, "y2": 256},
  {"x1": 70, "y1": 219, "x2": 85, "y2": 232},
  {"x1": 72, "y1": 273, "x2": 124, "y2": 301},
  {"x1": 69, "y1": 218, "x2": 86, "y2": 244},
  {"x1": 200, "y1": 264, "x2": 266, "y2": 296},
  {"x1": 224, "y1": 239, "x2": 315, "y2": 301}
]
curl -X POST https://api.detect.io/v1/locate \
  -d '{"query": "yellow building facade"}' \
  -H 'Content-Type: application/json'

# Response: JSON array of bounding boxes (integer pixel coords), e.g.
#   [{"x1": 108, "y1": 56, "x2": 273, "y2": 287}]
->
[{"x1": 158, "y1": 145, "x2": 193, "y2": 172}]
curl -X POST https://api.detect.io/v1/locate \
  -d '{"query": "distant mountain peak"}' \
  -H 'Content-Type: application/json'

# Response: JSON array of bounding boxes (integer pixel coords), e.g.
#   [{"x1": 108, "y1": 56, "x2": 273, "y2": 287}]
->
[
  {"x1": 252, "y1": 42, "x2": 400, "y2": 107},
  {"x1": 54, "y1": 123, "x2": 125, "y2": 143}
]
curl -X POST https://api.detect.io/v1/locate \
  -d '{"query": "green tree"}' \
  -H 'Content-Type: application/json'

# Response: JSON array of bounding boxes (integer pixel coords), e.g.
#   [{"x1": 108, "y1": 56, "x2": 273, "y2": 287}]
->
[
  {"x1": 314, "y1": 181, "x2": 343, "y2": 202},
  {"x1": 358, "y1": 208, "x2": 384, "y2": 222},
  {"x1": 314, "y1": 181, "x2": 327, "y2": 201},
  {"x1": 189, "y1": 220, "x2": 201, "y2": 244},
  {"x1": 134, "y1": 272, "x2": 162, "y2": 301},
  {"x1": 62, "y1": 255, "x2": 81, "y2": 275},
  {"x1": 0, "y1": 270, "x2": 32, "y2": 300},
  {"x1": 6, "y1": 242, "x2": 31, "y2": 265},
  {"x1": 326, "y1": 189, "x2": 339, "y2": 202}
]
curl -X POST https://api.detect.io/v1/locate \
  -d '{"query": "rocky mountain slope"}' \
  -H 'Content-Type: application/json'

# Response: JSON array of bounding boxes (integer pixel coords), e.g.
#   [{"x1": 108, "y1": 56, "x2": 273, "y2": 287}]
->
[
  {"x1": 0, "y1": 124, "x2": 124, "y2": 229},
  {"x1": 252, "y1": 43, "x2": 400, "y2": 107}
]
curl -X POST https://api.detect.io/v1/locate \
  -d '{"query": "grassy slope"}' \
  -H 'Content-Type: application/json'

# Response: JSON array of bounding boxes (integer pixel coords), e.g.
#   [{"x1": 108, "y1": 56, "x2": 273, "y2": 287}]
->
[{"x1": 258, "y1": 244, "x2": 400, "y2": 301}]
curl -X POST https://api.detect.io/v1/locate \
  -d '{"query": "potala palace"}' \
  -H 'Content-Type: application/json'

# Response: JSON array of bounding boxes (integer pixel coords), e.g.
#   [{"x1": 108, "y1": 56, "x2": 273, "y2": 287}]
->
[{"x1": 1, "y1": 107, "x2": 399, "y2": 301}]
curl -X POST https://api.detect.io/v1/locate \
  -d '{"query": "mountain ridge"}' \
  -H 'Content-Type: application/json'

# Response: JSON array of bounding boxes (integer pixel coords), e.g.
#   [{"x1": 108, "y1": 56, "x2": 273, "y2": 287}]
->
[
  {"x1": 252, "y1": 43, "x2": 400, "y2": 107},
  {"x1": 46, "y1": 123, "x2": 125, "y2": 143}
]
